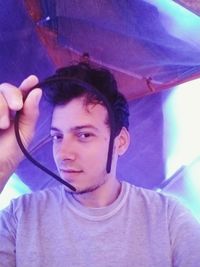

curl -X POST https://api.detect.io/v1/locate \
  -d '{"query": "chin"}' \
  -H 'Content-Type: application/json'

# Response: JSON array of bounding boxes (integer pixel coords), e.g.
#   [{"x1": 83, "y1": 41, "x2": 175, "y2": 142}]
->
[{"x1": 72, "y1": 182, "x2": 105, "y2": 195}]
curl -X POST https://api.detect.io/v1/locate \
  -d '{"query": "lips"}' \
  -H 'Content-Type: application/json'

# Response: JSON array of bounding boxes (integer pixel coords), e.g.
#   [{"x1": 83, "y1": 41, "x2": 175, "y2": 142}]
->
[{"x1": 59, "y1": 169, "x2": 83, "y2": 173}]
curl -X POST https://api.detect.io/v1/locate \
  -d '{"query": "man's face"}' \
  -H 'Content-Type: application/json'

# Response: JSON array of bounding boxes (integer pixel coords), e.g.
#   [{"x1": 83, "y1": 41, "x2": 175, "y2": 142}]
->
[{"x1": 50, "y1": 97, "x2": 115, "y2": 194}]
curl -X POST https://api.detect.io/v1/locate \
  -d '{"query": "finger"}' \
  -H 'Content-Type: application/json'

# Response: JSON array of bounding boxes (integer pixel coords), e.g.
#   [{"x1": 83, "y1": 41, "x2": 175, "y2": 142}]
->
[
  {"x1": 22, "y1": 88, "x2": 43, "y2": 127},
  {"x1": 0, "y1": 75, "x2": 39, "y2": 111},
  {"x1": 19, "y1": 75, "x2": 39, "y2": 93},
  {"x1": 0, "y1": 92, "x2": 10, "y2": 129},
  {"x1": 0, "y1": 83, "x2": 23, "y2": 111}
]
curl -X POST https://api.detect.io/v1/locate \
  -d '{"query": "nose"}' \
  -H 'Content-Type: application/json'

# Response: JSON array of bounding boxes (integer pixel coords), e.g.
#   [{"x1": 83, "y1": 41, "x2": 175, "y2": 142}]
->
[{"x1": 53, "y1": 137, "x2": 76, "y2": 162}]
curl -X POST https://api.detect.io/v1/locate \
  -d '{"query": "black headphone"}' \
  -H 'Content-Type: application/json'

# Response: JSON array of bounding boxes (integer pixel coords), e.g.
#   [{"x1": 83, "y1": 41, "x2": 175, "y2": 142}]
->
[{"x1": 14, "y1": 76, "x2": 116, "y2": 191}]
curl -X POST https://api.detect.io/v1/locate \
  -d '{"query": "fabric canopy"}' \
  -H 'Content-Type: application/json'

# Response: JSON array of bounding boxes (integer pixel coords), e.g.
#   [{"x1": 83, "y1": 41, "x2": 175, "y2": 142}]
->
[{"x1": 1, "y1": 0, "x2": 200, "y2": 191}]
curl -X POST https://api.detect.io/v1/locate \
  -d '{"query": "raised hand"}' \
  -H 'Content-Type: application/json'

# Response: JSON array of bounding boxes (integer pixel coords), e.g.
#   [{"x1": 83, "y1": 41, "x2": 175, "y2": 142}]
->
[{"x1": 0, "y1": 75, "x2": 42, "y2": 191}]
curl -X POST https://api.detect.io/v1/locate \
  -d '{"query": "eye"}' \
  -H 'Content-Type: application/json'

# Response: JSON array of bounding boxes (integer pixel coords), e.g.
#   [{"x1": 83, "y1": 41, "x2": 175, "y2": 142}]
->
[
  {"x1": 77, "y1": 132, "x2": 94, "y2": 141},
  {"x1": 50, "y1": 133, "x2": 63, "y2": 142}
]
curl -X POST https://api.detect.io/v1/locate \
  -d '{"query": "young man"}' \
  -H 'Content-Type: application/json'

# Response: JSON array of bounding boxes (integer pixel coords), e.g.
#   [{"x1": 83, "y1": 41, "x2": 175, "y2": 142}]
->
[{"x1": 0, "y1": 63, "x2": 200, "y2": 266}]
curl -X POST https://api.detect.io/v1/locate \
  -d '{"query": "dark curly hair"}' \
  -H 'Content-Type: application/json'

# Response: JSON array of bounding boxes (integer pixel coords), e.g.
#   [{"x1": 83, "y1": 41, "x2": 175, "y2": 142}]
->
[{"x1": 43, "y1": 63, "x2": 129, "y2": 136}]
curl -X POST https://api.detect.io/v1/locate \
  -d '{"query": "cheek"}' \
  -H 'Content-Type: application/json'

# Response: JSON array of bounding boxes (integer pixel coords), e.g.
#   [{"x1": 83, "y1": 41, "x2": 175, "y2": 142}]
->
[
  {"x1": 52, "y1": 147, "x2": 58, "y2": 164},
  {"x1": 82, "y1": 142, "x2": 108, "y2": 169},
  {"x1": 52, "y1": 144, "x2": 61, "y2": 163}
]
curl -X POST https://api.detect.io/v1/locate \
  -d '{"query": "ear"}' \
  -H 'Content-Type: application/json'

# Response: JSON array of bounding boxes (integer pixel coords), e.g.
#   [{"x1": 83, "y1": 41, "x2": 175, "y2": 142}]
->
[{"x1": 114, "y1": 127, "x2": 130, "y2": 156}]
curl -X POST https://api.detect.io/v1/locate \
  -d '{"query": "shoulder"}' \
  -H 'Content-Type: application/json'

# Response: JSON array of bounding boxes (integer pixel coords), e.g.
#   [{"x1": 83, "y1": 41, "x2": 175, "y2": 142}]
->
[
  {"x1": 0, "y1": 185, "x2": 63, "y2": 217},
  {"x1": 127, "y1": 181, "x2": 177, "y2": 205},
  {"x1": 124, "y1": 181, "x2": 199, "y2": 224}
]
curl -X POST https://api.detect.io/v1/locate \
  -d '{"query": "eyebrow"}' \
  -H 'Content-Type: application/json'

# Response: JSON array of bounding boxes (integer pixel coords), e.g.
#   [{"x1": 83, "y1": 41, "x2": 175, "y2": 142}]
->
[{"x1": 50, "y1": 125, "x2": 99, "y2": 132}]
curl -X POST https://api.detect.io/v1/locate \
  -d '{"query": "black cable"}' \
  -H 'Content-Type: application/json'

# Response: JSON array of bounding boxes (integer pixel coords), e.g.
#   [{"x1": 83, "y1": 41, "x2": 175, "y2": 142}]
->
[
  {"x1": 40, "y1": 76, "x2": 116, "y2": 173},
  {"x1": 14, "y1": 111, "x2": 76, "y2": 191},
  {"x1": 14, "y1": 77, "x2": 116, "y2": 191}
]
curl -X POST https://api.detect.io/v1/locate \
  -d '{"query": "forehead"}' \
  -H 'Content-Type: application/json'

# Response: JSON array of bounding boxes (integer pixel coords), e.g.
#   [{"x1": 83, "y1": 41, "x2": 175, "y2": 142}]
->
[{"x1": 51, "y1": 97, "x2": 108, "y2": 128}]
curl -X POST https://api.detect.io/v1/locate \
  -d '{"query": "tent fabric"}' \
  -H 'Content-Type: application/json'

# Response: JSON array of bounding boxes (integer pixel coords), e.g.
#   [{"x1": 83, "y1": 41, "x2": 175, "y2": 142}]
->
[
  {"x1": 35, "y1": 0, "x2": 200, "y2": 99},
  {"x1": 0, "y1": 0, "x2": 200, "y2": 191}
]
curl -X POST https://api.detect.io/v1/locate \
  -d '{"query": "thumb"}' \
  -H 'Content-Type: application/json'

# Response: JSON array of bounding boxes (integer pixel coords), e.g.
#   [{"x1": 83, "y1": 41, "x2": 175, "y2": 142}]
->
[
  {"x1": 23, "y1": 88, "x2": 42, "y2": 123},
  {"x1": 19, "y1": 88, "x2": 42, "y2": 143}
]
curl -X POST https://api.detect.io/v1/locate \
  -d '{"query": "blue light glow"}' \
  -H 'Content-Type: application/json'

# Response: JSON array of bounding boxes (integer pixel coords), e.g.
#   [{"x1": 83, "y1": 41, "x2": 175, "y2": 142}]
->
[
  {"x1": 163, "y1": 78, "x2": 200, "y2": 177},
  {"x1": 184, "y1": 160, "x2": 200, "y2": 220},
  {"x1": 163, "y1": 78, "x2": 200, "y2": 220},
  {"x1": 145, "y1": 0, "x2": 200, "y2": 48},
  {"x1": 0, "y1": 174, "x2": 30, "y2": 210}
]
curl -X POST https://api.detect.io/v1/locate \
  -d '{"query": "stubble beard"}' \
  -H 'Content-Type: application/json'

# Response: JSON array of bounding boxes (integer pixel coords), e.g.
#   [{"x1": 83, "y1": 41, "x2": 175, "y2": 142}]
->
[{"x1": 64, "y1": 175, "x2": 107, "y2": 196}]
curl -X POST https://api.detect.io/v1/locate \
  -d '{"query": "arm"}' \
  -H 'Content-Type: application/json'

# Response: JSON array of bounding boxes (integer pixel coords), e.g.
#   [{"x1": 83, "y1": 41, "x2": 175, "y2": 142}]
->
[
  {"x1": 0, "y1": 208, "x2": 16, "y2": 267},
  {"x1": 0, "y1": 76, "x2": 42, "y2": 192}
]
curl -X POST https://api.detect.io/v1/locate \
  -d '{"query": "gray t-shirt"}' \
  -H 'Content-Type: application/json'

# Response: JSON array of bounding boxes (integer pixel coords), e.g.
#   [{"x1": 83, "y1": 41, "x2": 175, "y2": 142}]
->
[{"x1": 0, "y1": 181, "x2": 200, "y2": 267}]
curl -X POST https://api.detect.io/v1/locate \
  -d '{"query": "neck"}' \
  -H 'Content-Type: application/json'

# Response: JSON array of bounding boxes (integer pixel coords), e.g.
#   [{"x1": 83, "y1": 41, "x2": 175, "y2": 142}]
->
[{"x1": 72, "y1": 177, "x2": 121, "y2": 208}]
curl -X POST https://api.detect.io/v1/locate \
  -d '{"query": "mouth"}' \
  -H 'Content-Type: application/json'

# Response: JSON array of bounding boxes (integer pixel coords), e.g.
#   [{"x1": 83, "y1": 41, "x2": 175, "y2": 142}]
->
[
  {"x1": 59, "y1": 169, "x2": 83, "y2": 174},
  {"x1": 59, "y1": 169, "x2": 83, "y2": 183}
]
